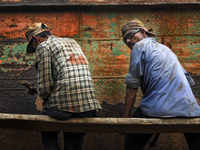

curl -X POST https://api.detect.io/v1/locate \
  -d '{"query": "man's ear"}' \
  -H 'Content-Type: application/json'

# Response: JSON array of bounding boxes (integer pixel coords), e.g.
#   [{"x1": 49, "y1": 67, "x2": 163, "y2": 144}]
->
[{"x1": 32, "y1": 35, "x2": 37, "y2": 42}]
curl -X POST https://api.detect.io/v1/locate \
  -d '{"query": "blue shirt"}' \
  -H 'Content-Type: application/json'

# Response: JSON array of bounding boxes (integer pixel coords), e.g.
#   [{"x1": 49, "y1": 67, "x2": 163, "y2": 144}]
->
[{"x1": 125, "y1": 38, "x2": 200, "y2": 117}]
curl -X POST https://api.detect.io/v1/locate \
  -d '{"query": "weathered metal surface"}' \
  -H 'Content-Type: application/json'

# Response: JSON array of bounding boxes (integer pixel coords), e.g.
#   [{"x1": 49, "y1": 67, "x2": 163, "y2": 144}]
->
[
  {"x1": 0, "y1": 12, "x2": 80, "y2": 40},
  {"x1": 0, "y1": 4, "x2": 200, "y2": 150},
  {"x1": 1, "y1": 9, "x2": 200, "y2": 78},
  {"x1": 0, "y1": 0, "x2": 200, "y2": 6},
  {"x1": 0, "y1": 113, "x2": 200, "y2": 133}
]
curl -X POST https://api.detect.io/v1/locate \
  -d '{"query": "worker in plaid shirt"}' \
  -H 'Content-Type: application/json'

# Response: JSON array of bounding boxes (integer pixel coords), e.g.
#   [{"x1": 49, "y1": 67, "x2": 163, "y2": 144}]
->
[{"x1": 25, "y1": 23, "x2": 101, "y2": 150}]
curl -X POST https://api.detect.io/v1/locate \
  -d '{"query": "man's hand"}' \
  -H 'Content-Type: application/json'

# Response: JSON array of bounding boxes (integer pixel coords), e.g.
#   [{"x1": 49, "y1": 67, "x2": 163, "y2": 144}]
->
[
  {"x1": 119, "y1": 87, "x2": 138, "y2": 136},
  {"x1": 27, "y1": 86, "x2": 38, "y2": 95},
  {"x1": 19, "y1": 80, "x2": 38, "y2": 95}
]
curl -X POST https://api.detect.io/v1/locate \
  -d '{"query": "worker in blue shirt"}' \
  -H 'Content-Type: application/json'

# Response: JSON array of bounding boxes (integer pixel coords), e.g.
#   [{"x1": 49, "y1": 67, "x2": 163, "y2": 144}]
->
[{"x1": 121, "y1": 19, "x2": 200, "y2": 150}]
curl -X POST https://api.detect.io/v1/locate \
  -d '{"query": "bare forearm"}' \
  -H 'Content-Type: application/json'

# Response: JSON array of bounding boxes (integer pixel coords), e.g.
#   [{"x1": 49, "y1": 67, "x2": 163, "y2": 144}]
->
[{"x1": 124, "y1": 86, "x2": 138, "y2": 118}]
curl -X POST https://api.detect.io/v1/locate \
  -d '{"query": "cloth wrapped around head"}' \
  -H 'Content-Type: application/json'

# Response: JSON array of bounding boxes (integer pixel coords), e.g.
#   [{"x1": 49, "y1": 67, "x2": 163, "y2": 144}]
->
[
  {"x1": 121, "y1": 19, "x2": 155, "y2": 37},
  {"x1": 25, "y1": 23, "x2": 49, "y2": 53}
]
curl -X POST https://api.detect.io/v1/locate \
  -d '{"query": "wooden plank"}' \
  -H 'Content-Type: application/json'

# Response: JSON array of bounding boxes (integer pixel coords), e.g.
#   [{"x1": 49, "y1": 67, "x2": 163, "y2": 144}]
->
[{"x1": 0, "y1": 113, "x2": 200, "y2": 133}]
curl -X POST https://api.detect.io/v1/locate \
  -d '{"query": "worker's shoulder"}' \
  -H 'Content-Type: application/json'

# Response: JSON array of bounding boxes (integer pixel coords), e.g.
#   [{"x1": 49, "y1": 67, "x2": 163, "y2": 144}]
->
[
  {"x1": 135, "y1": 38, "x2": 155, "y2": 48},
  {"x1": 139, "y1": 38, "x2": 171, "y2": 51}
]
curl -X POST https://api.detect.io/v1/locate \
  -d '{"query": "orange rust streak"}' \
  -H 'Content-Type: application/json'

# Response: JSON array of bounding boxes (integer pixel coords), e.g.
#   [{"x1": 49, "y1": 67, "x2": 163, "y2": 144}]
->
[
  {"x1": 82, "y1": 13, "x2": 117, "y2": 38},
  {"x1": 116, "y1": 54, "x2": 127, "y2": 69},
  {"x1": 82, "y1": 14, "x2": 105, "y2": 38},
  {"x1": 0, "y1": 12, "x2": 79, "y2": 39},
  {"x1": 184, "y1": 63, "x2": 200, "y2": 75},
  {"x1": 68, "y1": 54, "x2": 86, "y2": 65}
]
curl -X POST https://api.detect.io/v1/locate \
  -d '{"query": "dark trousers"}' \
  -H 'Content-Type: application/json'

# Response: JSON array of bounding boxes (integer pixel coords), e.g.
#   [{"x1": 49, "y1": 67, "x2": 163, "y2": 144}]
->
[
  {"x1": 41, "y1": 107, "x2": 98, "y2": 150},
  {"x1": 124, "y1": 107, "x2": 200, "y2": 150}
]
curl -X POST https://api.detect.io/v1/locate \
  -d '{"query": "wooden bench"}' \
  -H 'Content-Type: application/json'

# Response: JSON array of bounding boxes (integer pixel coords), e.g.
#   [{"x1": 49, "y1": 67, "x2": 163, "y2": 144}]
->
[{"x1": 0, "y1": 113, "x2": 200, "y2": 133}]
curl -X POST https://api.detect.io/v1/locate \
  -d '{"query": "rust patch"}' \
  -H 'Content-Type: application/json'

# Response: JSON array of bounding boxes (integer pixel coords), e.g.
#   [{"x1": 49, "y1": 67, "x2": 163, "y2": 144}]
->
[
  {"x1": 68, "y1": 54, "x2": 86, "y2": 65},
  {"x1": 0, "y1": 12, "x2": 79, "y2": 40},
  {"x1": 183, "y1": 63, "x2": 200, "y2": 75}
]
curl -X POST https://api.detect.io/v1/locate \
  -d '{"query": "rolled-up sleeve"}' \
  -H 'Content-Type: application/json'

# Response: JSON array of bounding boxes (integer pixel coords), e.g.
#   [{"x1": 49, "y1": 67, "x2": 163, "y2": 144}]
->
[
  {"x1": 125, "y1": 73, "x2": 141, "y2": 88},
  {"x1": 125, "y1": 44, "x2": 144, "y2": 89}
]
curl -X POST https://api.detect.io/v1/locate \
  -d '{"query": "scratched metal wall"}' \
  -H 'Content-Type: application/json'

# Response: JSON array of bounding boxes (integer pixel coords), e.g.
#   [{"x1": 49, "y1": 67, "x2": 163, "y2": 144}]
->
[{"x1": 0, "y1": 3, "x2": 200, "y2": 150}]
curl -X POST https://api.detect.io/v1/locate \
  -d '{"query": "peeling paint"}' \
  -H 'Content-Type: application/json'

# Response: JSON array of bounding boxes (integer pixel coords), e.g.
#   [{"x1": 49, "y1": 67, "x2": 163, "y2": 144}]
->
[
  {"x1": 0, "y1": 7, "x2": 200, "y2": 107},
  {"x1": 0, "y1": 43, "x2": 35, "y2": 72},
  {"x1": 81, "y1": 12, "x2": 118, "y2": 39}
]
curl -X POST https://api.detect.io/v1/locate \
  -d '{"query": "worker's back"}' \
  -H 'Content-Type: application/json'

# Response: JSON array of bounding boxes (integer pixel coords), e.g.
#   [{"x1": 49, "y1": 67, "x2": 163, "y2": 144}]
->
[
  {"x1": 35, "y1": 36, "x2": 101, "y2": 113},
  {"x1": 127, "y1": 37, "x2": 200, "y2": 117}
]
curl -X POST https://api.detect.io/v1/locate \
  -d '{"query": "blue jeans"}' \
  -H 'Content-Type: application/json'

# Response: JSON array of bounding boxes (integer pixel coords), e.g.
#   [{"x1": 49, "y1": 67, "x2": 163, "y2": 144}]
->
[
  {"x1": 124, "y1": 107, "x2": 200, "y2": 150},
  {"x1": 41, "y1": 107, "x2": 98, "y2": 150}
]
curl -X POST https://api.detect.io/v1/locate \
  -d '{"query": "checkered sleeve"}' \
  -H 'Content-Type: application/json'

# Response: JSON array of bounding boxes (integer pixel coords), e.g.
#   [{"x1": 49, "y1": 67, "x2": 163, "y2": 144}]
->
[{"x1": 36, "y1": 46, "x2": 54, "y2": 101}]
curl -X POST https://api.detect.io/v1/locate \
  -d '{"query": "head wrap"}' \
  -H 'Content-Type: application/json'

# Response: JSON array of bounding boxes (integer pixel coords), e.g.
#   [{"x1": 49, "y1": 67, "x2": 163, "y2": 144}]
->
[{"x1": 121, "y1": 19, "x2": 155, "y2": 37}]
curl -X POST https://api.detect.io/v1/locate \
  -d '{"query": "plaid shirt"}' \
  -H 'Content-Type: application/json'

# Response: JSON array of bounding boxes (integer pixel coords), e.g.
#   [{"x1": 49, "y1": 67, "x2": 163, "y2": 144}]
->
[{"x1": 35, "y1": 36, "x2": 101, "y2": 112}]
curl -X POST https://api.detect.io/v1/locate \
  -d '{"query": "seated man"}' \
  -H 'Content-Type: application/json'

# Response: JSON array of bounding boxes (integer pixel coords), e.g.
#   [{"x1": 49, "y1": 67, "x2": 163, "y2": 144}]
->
[
  {"x1": 121, "y1": 19, "x2": 200, "y2": 150},
  {"x1": 25, "y1": 23, "x2": 101, "y2": 150}
]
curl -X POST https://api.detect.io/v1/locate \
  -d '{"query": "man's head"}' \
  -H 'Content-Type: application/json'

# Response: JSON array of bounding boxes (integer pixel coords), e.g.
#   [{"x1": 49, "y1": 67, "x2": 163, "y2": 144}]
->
[
  {"x1": 25, "y1": 23, "x2": 51, "y2": 53},
  {"x1": 121, "y1": 19, "x2": 155, "y2": 49}
]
